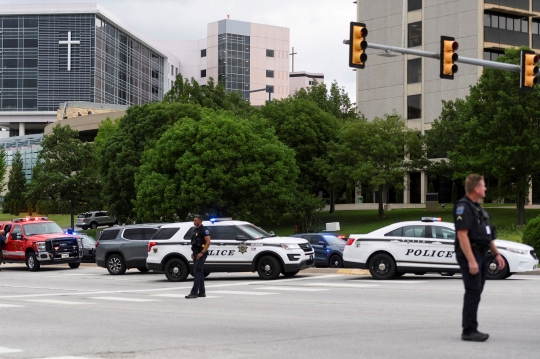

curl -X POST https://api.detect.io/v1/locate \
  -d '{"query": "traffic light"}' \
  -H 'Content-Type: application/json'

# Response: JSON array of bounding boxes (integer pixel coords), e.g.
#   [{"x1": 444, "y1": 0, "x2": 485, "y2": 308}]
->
[
  {"x1": 520, "y1": 50, "x2": 539, "y2": 90},
  {"x1": 440, "y1": 36, "x2": 458, "y2": 79},
  {"x1": 349, "y1": 22, "x2": 368, "y2": 69}
]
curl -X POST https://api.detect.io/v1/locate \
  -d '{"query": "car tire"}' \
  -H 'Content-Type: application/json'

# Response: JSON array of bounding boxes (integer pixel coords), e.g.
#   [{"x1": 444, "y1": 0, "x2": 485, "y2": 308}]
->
[
  {"x1": 329, "y1": 254, "x2": 343, "y2": 268},
  {"x1": 90, "y1": 222, "x2": 98, "y2": 229},
  {"x1": 26, "y1": 252, "x2": 41, "y2": 272},
  {"x1": 203, "y1": 272, "x2": 210, "y2": 278},
  {"x1": 106, "y1": 254, "x2": 126, "y2": 275},
  {"x1": 257, "y1": 255, "x2": 281, "y2": 280},
  {"x1": 164, "y1": 258, "x2": 189, "y2": 282},
  {"x1": 394, "y1": 272, "x2": 405, "y2": 278},
  {"x1": 282, "y1": 270, "x2": 299, "y2": 277},
  {"x1": 440, "y1": 272, "x2": 455, "y2": 277},
  {"x1": 137, "y1": 267, "x2": 149, "y2": 273},
  {"x1": 69, "y1": 262, "x2": 80, "y2": 269},
  {"x1": 368, "y1": 253, "x2": 396, "y2": 280},
  {"x1": 485, "y1": 254, "x2": 509, "y2": 280}
]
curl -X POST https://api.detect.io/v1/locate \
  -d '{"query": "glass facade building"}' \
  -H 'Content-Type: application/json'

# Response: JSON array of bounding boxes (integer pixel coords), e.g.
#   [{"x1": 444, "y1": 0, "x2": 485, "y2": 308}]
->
[
  {"x1": 0, "y1": 134, "x2": 43, "y2": 180},
  {"x1": 218, "y1": 33, "x2": 250, "y2": 98}
]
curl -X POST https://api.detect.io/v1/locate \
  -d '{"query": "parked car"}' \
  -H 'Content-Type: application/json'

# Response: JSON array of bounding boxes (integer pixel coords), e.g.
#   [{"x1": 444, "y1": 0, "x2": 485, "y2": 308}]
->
[
  {"x1": 291, "y1": 233, "x2": 346, "y2": 268},
  {"x1": 95, "y1": 224, "x2": 165, "y2": 275},
  {"x1": 77, "y1": 234, "x2": 96, "y2": 263},
  {"x1": 76, "y1": 211, "x2": 117, "y2": 230}
]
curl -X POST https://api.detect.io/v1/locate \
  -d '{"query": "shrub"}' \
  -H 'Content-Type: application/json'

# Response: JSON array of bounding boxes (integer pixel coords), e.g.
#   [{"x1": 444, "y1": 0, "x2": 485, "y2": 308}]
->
[{"x1": 522, "y1": 215, "x2": 540, "y2": 254}]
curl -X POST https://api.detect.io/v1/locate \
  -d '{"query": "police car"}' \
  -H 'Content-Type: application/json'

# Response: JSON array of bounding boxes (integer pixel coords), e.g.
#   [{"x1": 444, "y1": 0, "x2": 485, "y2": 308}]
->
[
  {"x1": 343, "y1": 218, "x2": 538, "y2": 280},
  {"x1": 146, "y1": 219, "x2": 315, "y2": 281}
]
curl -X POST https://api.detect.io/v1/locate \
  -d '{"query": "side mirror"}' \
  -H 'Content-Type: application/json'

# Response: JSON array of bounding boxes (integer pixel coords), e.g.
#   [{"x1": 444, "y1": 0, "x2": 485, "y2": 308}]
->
[
  {"x1": 236, "y1": 235, "x2": 249, "y2": 241},
  {"x1": 318, "y1": 241, "x2": 326, "y2": 246},
  {"x1": 269, "y1": 231, "x2": 276, "y2": 237},
  {"x1": 15, "y1": 233, "x2": 22, "y2": 240}
]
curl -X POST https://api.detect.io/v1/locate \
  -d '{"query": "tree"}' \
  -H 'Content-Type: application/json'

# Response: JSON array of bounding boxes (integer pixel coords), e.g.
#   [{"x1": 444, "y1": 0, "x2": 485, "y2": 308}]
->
[
  {"x1": 327, "y1": 113, "x2": 424, "y2": 218},
  {"x1": 26, "y1": 124, "x2": 99, "y2": 229},
  {"x1": 0, "y1": 148, "x2": 7, "y2": 208},
  {"x1": 5, "y1": 151, "x2": 26, "y2": 215},
  {"x1": 133, "y1": 108, "x2": 298, "y2": 223},
  {"x1": 426, "y1": 47, "x2": 540, "y2": 225}
]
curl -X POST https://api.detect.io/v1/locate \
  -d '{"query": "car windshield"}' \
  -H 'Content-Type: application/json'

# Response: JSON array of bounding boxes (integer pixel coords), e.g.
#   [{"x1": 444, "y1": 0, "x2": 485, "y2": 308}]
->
[
  {"x1": 23, "y1": 222, "x2": 64, "y2": 236},
  {"x1": 77, "y1": 213, "x2": 91, "y2": 218},
  {"x1": 81, "y1": 236, "x2": 96, "y2": 247},
  {"x1": 237, "y1": 224, "x2": 272, "y2": 239},
  {"x1": 323, "y1": 235, "x2": 345, "y2": 245}
]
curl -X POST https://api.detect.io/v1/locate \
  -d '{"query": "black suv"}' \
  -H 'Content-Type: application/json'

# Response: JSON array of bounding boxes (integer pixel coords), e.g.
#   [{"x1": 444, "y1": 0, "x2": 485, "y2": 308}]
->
[{"x1": 95, "y1": 224, "x2": 165, "y2": 275}]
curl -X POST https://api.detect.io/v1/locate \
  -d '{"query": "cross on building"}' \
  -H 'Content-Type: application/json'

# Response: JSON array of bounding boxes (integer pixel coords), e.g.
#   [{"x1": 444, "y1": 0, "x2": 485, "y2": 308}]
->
[
  {"x1": 59, "y1": 31, "x2": 80, "y2": 71},
  {"x1": 290, "y1": 47, "x2": 297, "y2": 72}
]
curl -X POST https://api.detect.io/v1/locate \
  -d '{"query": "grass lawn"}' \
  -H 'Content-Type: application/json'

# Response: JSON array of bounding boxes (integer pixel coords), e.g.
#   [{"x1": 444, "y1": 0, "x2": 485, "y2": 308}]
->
[{"x1": 2, "y1": 207, "x2": 537, "y2": 243}]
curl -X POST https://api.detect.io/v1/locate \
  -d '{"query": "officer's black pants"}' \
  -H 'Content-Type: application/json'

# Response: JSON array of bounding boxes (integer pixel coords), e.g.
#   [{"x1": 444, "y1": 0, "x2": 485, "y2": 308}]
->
[
  {"x1": 190, "y1": 253, "x2": 208, "y2": 295},
  {"x1": 456, "y1": 251, "x2": 486, "y2": 334}
]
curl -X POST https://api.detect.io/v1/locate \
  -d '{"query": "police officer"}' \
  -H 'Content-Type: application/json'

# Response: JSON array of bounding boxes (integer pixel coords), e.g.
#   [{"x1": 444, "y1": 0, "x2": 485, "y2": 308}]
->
[
  {"x1": 185, "y1": 215, "x2": 211, "y2": 299},
  {"x1": 454, "y1": 174, "x2": 504, "y2": 342}
]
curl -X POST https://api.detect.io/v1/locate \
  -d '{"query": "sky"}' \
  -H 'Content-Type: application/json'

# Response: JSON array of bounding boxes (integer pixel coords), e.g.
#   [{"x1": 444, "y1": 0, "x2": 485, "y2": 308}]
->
[{"x1": 10, "y1": 0, "x2": 358, "y2": 101}]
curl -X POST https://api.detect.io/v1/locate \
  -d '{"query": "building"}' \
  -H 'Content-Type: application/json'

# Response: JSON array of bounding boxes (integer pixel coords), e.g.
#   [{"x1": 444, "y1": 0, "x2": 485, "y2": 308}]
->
[
  {"x1": 159, "y1": 19, "x2": 291, "y2": 106},
  {"x1": 0, "y1": 3, "x2": 180, "y2": 137},
  {"x1": 356, "y1": 0, "x2": 540, "y2": 204},
  {"x1": 0, "y1": 134, "x2": 43, "y2": 183},
  {"x1": 289, "y1": 71, "x2": 325, "y2": 95}
]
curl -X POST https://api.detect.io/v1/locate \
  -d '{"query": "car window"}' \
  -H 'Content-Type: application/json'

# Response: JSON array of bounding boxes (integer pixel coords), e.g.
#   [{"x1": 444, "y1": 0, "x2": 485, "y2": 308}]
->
[
  {"x1": 402, "y1": 225, "x2": 426, "y2": 238},
  {"x1": 99, "y1": 229, "x2": 120, "y2": 240},
  {"x1": 81, "y1": 236, "x2": 96, "y2": 247},
  {"x1": 4, "y1": 224, "x2": 12, "y2": 233},
  {"x1": 431, "y1": 226, "x2": 456, "y2": 240},
  {"x1": 123, "y1": 228, "x2": 144, "y2": 240},
  {"x1": 385, "y1": 228, "x2": 403, "y2": 237},
  {"x1": 183, "y1": 227, "x2": 195, "y2": 239},
  {"x1": 12, "y1": 224, "x2": 21, "y2": 236},
  {"x1": 153, "y1": 228, "x2": 180, "y2": 240},
  {"x1": 323, "y1": 235, "x2": 343, "y2": 245},
  {"x1": 144, "y1": 228, "x2": 159, "y2": 239},
  {"x1": 214, "y1": 226, "x2": 242, "y2": 240},
  {"x1": 301, "y1": 235, "x2": 313, "y2": 243},
  {"x1": 78, "y1": 213, "x2": 90, "y2": 218},
  {"x1": 23, "y1": 222, "x2": 63, "y2": 236},
  {"x1": 237, "y1": 224, "x2": 271, "y2": 239}
]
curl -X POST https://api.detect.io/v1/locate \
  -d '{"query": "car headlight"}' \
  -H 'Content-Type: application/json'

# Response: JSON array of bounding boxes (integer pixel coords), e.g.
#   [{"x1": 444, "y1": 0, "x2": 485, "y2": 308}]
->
[
  {"x1": 506, "y1": 248, "x2": 527, "y2": 255},
  {"x1": 281, "y1": 244, "x2": 300, "y2": 250},
  {"x1": 36, "y1": 242, "x2": 46, "y2": 252}
]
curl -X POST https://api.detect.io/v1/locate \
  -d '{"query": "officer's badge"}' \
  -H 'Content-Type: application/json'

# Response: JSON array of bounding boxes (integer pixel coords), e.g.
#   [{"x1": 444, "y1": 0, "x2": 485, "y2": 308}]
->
[
  {"x1": 456, "y1": 206, "x2": 464, "y2": 215},
  {"x1": 238, "y1": 243, "x2": 248, "y2": 254}
]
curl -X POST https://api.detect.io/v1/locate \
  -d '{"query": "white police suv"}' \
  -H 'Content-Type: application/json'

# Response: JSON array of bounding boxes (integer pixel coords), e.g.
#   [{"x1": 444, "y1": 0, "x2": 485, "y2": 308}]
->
[
  {"x1": 343, "y1": 218, "x2": 538, "y2": 280},
  {"x1": 146, "y1": 219, "x2": 315, "y2": 281}
]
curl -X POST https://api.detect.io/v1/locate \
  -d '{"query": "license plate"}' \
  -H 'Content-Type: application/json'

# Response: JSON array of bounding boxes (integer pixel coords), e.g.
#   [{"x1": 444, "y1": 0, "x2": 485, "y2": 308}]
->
[{"x1": 61, "y1": 253, "x2": 69, "y2": 259}]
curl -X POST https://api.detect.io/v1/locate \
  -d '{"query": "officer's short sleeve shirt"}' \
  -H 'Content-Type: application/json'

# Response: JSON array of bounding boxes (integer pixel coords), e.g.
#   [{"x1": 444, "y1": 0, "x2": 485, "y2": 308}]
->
[{"x1": 454, "y1": 197, "x2": 477, "y2": 231}]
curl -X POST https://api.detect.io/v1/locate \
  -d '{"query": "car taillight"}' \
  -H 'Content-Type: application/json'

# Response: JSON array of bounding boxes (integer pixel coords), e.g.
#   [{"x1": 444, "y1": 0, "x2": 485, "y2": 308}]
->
[
  {"x1": 148, "y1": 241, "x2": 157, "y2": 252},
  {"x1": 346, "y1": 238, "x2": 356, "y2": 246},
  {"x1": 95, "y1": 241, "x2": 99, "y2": 248}
]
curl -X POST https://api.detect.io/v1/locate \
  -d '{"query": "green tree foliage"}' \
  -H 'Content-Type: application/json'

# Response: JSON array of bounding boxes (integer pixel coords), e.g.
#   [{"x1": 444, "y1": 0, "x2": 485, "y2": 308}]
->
[
  {"x1": 94, "y1": 116, "x2": 121, "y2": 153},
  {"x1": 452, "y1": 182, "x2": 458, "y2": 204},
  {"x1": 134, "y1": 108, "x2": 298, "y2": 223},
  {"x1": 26, "y1": 125, "x2": 99, "y2": 229},
  {"x1": 5, "y1": 151, "x2": 26, "y2": 215},
  {"x1": 288, "y1": 191, "x2": 326, "y2": 232},
  {"x1": 327, "y1": 114, "x2": 424, "y2": 218},
  {"x1": 426, "y1": 47, "x2": 540, "y2": 225},
  {"x1": 522, "y1": 215, "x2": 540, "y2": 255},
  {"x1": 0, "y1": 149, "x2": 7, "y2": 195}
]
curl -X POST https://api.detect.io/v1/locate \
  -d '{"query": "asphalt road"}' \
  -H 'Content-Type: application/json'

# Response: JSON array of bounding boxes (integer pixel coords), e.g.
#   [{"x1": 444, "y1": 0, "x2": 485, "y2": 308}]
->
[{"x1": 0, "y1": 264, "x2": 539, "y2": 359}]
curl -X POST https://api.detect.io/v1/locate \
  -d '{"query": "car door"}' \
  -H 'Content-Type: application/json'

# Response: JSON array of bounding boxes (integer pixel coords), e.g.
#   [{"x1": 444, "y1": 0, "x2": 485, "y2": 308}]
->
[
  {"x1": 96, "y1": 212, "x2": 106, "y2": 226},
  {"x1": 119, "y1": 228, "x2": 147, "y2": 267},
  {"x1": 211, "y1": 225, "x2": 252, "y2": 271},
  {"x1": 429, "y1": 225, "x2": 458, "y2": 269},
  {"x1": 8, "y1": 224, "x2": 25, "y2": 260},
  {"x1": 303, "y1": 235, "x2": 326, "y2": 265},
  {"x1": 385, "y1": 225, "x2": 431, "y2": 271}
]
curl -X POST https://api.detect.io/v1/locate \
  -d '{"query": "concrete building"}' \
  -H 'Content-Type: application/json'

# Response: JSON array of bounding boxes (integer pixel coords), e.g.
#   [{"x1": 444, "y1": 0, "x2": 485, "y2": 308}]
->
[
  {"x1": 0, "y1": 3, "x2": 180, "y2": 137},
  {"x1": 289, "y1": 71, "x2": 325, "y2": 95},
  {"x1": 356, "y1": 0, "x2": 540, "y2": 204}
]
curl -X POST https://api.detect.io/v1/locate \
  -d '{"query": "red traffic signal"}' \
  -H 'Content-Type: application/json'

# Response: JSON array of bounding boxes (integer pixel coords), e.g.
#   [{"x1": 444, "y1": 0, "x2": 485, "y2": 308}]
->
[
  {"x1": 440, "y1": 36, "x2": 458, "y2": 79},
  {"x1": 349, "y1": 22, "x2": 368, "y2": 69},
  {"x1": 520, "y1": 50, "x2": 539, "y2": 90}
]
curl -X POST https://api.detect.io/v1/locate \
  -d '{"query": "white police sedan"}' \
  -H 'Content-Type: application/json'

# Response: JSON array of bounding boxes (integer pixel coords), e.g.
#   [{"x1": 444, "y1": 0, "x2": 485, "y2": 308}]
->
[{"x1": 343, "y1": 218, "x2": 538, "y2": 280}]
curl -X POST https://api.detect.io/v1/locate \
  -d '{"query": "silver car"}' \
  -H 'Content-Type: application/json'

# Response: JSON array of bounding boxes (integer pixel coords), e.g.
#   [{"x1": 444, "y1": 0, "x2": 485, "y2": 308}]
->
[{"x1": 76, "y1": 211, "x2": 117, "y2": 230}]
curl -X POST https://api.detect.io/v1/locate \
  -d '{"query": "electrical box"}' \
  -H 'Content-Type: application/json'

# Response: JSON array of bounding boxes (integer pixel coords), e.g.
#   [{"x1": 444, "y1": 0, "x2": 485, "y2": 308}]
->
[{"x1": 326, "y1": 222, "x2": 340, "y2": 231}]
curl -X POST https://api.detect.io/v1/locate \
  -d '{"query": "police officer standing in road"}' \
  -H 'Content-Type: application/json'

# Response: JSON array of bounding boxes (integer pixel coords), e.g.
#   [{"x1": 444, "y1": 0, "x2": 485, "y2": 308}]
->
[
  {"x1": 185, "y1": 215, "x2": 211, "y2": 299},
  {"x1": 454, "y1": 174, "x2": 505, "y2": 342}
]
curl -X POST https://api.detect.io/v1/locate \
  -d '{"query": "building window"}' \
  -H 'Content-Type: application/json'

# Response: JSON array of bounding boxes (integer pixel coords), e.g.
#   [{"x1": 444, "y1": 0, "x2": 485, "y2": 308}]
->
[
  {"x1": 407, "y1": 95, "x2": 421, "y2": 120},
  {"x1": 483, "y1": 49, "x2": 504, "y2": 61},
  {"x1": 408, "y1": 0, "x2": 422, "y2": 11},
  {"x1": 408, "y1": 22, "x2": 422, "y2": 48},
  {"x1": 407, "y1": 58, "x2": 422, "y2": 84},
  {"x1": 201, "y1": 69, "x2": 207, "y2": 78},
  {"x1": 175, "y1": 67, "x2": 178, "y2": 76},
  {"x1": 171, "y1": 64, "x2": 174, "y2": 75},
  {"x1": 266, "y1": 85, "x2": 274, "y2": 93},
  {"x1": 266, "y1": 70, "x2": 274, "y2": 78},
  {"x1": 266, "y1": 49, "x2": 274, "y2": 57},
  {"x1": 201, "y1": 49, "x2": 207, "y2": 57},
  {"x1": 484, "y1": 11, "x2": 529, "y2": 46},
  {"x1": 535, "y1": 0, "x2": 540, "y2": 12},
  {"x1": 486, "y1": 0, "x2": 528, "y2": 11},
  {"x1": 171, "y1": 80, "x2": 174, "y2": 88},
  {"x1": 309, "y1": 81, "x2": 313, "y2": 85}
]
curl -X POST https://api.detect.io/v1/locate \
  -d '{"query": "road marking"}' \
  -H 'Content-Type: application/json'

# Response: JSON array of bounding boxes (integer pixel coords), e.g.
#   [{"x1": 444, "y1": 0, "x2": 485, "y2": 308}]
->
[
  {"x1": 26, "y1": 299, "x2": 94, "y2": 305},
  {"x1": 62, "y1": 273, "x2": 102, "y2": 276},
  {"x1": 90, "y1": 297, "x2": 160, "y2": 302},
  {"x1": 348, "y1": 280, "x2": 426, "y2": 284},
  {"x1": 210, "y1": 290, "x2": 278, "y2": 296},
  {"x1": 0, "y1": 347, "x2": 22, "y2": 354},
  {"x1": 0, "y1": 303, "x2": 24, "y2": 308},
  {"x1": 302, "y1": 283, "x2": 380, "y2": 288},
  {"x1": 254, "y1": 286, "x2": 329, "y2": 292},
  {"x1": 35, "y1": 357, "x2": 98, "y2": 359}
]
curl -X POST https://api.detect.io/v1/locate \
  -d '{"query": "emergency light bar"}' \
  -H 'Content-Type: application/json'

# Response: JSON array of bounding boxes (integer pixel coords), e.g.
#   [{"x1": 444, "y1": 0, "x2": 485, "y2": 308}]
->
[{"x1": 421, "y1": 217, "x2": 442, "y2": 222}]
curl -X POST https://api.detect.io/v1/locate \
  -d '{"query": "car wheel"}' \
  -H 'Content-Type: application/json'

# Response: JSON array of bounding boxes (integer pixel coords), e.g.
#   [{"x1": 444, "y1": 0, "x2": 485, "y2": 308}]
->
[
  {"x1": 90, "y1": 222, "x2": 98, "y2": 229},
  {"x1": 137, "y1": 267, "x2": 149, "y2": 273},
  {"x1": 257, "y1": 255, "x2": 281, "y2": 280},
  {"x1": 394, "y1": 272, "x2": 405, "y2": 278},
  {"x1": 106, "y1": 254, "x2": 126, "y2": 275},
  {"x1": 329, "y1": 254, "x2": 343, "y2": 268},
  {"x1": 164, "y1": 258, "x2": 188, "y2": 282},
  {"x1": 26, "y1": 252, "x2": 41, "y2": 272},
  {"x1": 440, "y1": 272, "x2": 455, "y2": 277},
  {"x1": 485, "y1": 254, "x2": 509, "y2": 279},
  {"x1": 368, "y1": 253, "x2": 396, "y2": 280},
  {"x1": 203, "y1": 272, "x2": 210, "y2": 278},
  {"x1": 282, "y1": 270, "x2": 299, "y2": 277},
  {"x1": 69, "y1": 263, "x2": 80, "y2": 269}
]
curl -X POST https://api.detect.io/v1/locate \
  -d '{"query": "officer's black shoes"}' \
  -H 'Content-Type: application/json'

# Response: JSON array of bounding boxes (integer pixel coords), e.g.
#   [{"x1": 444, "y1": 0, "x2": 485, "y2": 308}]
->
[
  {"x1": 197, "y1": 293, "x2": 206, "y2": 297},
  {"x1": 461, "y1": 331, "x2": 489, "y2": 342},
  {"x1": 185, "y1": 294, "x2": 198, "y2": 299}
]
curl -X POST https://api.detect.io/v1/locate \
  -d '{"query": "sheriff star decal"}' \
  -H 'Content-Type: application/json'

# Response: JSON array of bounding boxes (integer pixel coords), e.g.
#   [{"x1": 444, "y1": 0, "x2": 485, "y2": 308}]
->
[
  {"x1": 356, "y1": 241, "x2": 361, "y2": 248},
  {"x1": 238, "y1": 242, "x2": 248, "y2": 254}
]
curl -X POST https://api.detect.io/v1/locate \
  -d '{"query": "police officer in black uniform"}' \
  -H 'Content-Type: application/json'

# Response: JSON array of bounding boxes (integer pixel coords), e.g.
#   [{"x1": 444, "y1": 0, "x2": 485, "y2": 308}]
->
[
  {"x1": 454, "y1": 174, "x2": 504, "y2": 342},
  {"x1": 185, "y1": 215, "x2": 211, "y2": 299}
]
